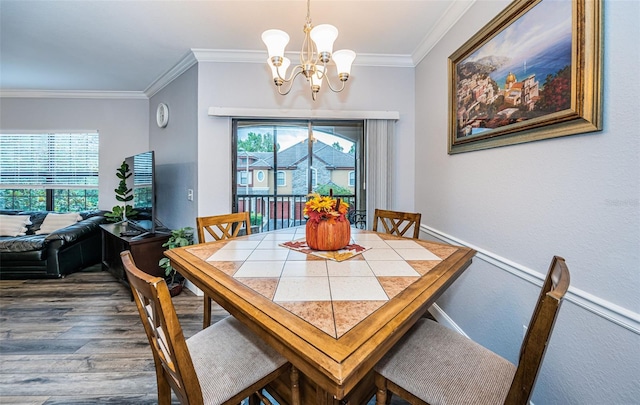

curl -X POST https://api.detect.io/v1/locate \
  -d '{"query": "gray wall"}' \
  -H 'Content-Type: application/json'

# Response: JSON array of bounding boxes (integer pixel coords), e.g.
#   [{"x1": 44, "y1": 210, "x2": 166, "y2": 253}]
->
[
  {"x1": 0, "y1": 97, "x2": 149, "y2": 210},
  {"x1": 148, "y1": 65, "x2": 199, "y2": 231},
  {"x1": 415, "y1": 0, "x2": 639, "y2": 403}
]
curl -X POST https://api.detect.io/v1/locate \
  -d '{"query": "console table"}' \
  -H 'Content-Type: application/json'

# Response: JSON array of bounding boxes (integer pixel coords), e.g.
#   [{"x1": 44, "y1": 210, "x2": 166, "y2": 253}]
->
[{"x1": 100, "y1": 223, "x2": 170, "y2": 288}]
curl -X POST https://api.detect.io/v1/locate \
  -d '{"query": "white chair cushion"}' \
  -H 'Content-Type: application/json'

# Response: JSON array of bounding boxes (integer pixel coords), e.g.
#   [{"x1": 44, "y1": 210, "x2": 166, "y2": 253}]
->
[
  {"x1": 375, "y1": 319, "x2": 517, "y2": 405},
  {"x1": 187, "y1": 316, "x2": 287, "y2": 404}
]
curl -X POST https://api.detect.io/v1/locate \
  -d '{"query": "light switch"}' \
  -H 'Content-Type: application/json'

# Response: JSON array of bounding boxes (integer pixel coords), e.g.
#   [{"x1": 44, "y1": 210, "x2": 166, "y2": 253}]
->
[{"x1": 187, "y1": 189, "x2": 194, "y2": 201}]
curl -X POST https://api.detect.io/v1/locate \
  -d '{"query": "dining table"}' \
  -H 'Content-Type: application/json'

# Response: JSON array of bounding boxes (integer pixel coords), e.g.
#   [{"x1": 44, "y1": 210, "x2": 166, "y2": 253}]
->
[{"x1": 165, "y1": 225, "x2": 476, "y2": 405}]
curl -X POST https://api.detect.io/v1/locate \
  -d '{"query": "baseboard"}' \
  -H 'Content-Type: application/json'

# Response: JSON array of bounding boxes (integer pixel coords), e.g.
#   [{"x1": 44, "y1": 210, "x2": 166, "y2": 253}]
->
[{"x1": 421, "y1": 225, "x2": 640, "y2": 335}]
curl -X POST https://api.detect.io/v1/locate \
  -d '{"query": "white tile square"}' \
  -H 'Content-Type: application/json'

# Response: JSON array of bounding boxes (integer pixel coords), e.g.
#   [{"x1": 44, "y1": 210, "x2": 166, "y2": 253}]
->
[
  {"x1": 221, "y1": 240, "x2": 261, "y2": 250},
  {"x1": 235, "y1": 261, "x2": 284, "y2": 277},
  {"x1": 394, "y1": 249, "x2": 442, "y2": 261},
  {"x1": 247, "y1": 249, "x2": 290, "y2": 261},
  {"x1": 285, "y1": 250, "x2": 310, "y2": 261},
  {"x1": 282, "y1": 261, "x2": 328, "y2": 277},
  {"x1": 355, "y1": 240, "x2": 389, "y2": 249},
  {"x1": 362, "y1": 248, "x2": 403, "y2": 261},
  {"x1": 327, "y1": 261, "x2": 374, "y2": 277},
  {"x1": 329, "y1": 277, "x2": 388, "y2": 301},
  {"x1": 385, "y1": 240, "x2": 422, "y2": 249},
  {"x1": 274, "y1": 277, "x2": 331, "y2": 301},
  {"x1": 367, "y1": 260, "x2": 421, "y2": 277},
  {"x1": 262, "y1": 232, "x2": 297, "y2": 241},
  {"x1": 207, "y1": 249, "x2": 253, "y2": 262},
  {"x1": 351, "y1": 233, "x2": 384, "y2": 242},
  {"x1": 256, "y1": 239, "x2": 285, "y2": 249}
]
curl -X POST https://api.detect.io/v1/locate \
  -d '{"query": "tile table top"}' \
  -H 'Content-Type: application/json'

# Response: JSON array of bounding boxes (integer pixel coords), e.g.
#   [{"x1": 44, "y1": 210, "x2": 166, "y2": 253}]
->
[{"x1": 184, "y1": 227, "x2": 459, "y2": 339}]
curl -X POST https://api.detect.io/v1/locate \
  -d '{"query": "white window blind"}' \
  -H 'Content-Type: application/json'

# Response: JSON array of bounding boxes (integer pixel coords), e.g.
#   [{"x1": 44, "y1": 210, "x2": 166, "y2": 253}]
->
[{"x1": 0, "y1": 133, "x2": 99, "y2": 189}]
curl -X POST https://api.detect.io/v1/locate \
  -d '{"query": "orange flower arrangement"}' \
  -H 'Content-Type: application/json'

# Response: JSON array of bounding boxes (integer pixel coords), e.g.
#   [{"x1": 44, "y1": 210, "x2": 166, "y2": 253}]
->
[{"x1": 304, "y1": 192, "x2": 349, "y2": 224}]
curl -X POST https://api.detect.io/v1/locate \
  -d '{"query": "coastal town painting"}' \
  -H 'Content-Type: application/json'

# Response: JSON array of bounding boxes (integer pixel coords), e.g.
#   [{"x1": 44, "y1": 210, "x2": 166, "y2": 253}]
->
[{"x1": 448, "y1": 0, "x2": 602, "y2": 154}]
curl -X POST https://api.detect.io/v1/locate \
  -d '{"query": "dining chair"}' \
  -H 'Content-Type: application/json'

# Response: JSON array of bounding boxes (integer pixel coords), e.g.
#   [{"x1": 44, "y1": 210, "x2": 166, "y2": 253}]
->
[
  {"x1": 121, "y1": 250, "x2": 290, "y2": 405},
  {"x1": 372, "y1": 209, "x2": 422, "y2": 239},
  {"x1": 196, "y1": 212, "x2": 251, "y2": 328},
  {"x1": 373, "y1": 255, "x2": 570, "y2": 405}
]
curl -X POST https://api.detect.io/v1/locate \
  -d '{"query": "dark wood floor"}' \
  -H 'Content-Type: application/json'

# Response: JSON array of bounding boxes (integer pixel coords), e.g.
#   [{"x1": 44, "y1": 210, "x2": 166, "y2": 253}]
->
[{"x1": 0, "y1": 266, "x2": 410, "y2": 405}]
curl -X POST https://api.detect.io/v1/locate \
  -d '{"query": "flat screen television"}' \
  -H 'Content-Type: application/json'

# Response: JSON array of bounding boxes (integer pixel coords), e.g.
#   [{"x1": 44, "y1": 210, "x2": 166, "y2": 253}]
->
[{"x1": 125, "y1": 150, "x2": 157, "y2": 236}]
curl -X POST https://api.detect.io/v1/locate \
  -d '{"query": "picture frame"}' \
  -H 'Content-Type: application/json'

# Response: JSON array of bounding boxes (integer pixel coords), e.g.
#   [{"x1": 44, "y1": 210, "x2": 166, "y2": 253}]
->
[{"x1": 448, "y1": 0, "x2": 602, "y2": 154}]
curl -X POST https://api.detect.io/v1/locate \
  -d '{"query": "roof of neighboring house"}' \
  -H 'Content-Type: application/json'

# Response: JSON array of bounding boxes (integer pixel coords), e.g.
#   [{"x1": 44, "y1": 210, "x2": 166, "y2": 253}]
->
[{"x1": 241, "y1": 140, "x2": 354, "y2": 170}]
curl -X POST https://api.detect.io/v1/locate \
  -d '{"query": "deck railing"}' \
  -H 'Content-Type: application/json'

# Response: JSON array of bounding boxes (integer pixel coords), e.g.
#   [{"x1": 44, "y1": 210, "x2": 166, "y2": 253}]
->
[{"x1": 237, "y1": 194, "x2": 359, "y2": 233}]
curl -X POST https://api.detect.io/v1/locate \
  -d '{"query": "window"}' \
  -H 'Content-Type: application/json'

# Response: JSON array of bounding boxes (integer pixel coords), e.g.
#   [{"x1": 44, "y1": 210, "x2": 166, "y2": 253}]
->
[
  {"x1": 309, "y1": 167, "x2": 317, "y2": 188},
  {"x1": 239, "y1": 171, "x2": 249, "y2": 185},
  {"x1": 277, "y1": 171, "x2": 286, "y2": 186},
  {"x1": 0, "y1": 133, "x2": 99, "y2": 212},
  {"x1": 349, "y1": 171, "x2": 355, "y2": 187},
  {"x1": 257, "y1": 170, "x2": 265, "y2": 182}
]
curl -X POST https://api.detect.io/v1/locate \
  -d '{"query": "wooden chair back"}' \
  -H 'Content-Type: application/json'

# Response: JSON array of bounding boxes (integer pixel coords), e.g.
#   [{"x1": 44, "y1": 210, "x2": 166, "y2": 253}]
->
[
  {"x1": 196, "y1": 212, "x2": 251, "y2": 243},
  {"x1": 505, "y1": 255, "x2": 570, "y2": 404},
  {"x1": 196, "y1": 212, "x2": 251, "y2": 328},
  {"x1": 372, "y1": 209, "x2": 422, "y2": 239},
  {"x1": 121, "y1": 251, "x2": 203, "y2": 405}
]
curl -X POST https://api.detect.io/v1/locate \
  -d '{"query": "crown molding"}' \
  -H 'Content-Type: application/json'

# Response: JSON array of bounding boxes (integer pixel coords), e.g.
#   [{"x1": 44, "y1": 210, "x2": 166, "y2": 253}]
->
[
  {"x1": 143, "y1": 49, "x2": 199, "y2": 98},
  {"x1": 0, "y1": 89, "x2": 147, "y2": 99},
  {"x1": 412, "y1": 0, "x2": 477, "y2": 64}
]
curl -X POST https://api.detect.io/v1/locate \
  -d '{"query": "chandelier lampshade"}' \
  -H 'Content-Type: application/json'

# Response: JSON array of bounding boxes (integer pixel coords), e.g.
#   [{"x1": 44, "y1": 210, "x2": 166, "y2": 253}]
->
[{"x1": 261, "y1": 0, "x2": 356, "y2": 100}]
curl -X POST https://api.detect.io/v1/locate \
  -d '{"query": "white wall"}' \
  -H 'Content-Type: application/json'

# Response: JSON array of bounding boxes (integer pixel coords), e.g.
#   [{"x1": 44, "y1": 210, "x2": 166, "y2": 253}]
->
[
  {"x1": 415, "y1": 0, "x2": 640, "y2": 403},
  {"x1": 0, "y1": 97, "x2": 149, "y2": 210}
]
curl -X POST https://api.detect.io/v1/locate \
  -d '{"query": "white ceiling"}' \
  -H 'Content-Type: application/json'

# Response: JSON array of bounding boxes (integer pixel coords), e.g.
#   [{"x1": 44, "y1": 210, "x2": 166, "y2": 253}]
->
[{"x1": 0, "y1": 0, "x2": 474, "y2": 97}]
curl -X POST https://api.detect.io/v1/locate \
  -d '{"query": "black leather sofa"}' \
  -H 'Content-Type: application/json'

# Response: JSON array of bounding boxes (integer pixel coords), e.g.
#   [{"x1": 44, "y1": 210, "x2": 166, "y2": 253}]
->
[{"x1": 0, "y1": 210, "x2": 107, "y2": 279}]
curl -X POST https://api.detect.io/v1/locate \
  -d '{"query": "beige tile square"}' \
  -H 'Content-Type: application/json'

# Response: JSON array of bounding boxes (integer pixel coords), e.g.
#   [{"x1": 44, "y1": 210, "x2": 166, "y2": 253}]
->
[
  {"x1": 385, "y1": 240, "x2": 423, "y2": 249},
  {"x1": 282, "y1": 261, "x2": 328, "y2": 277},
  {"x1": 247, "y1": 249, "x2": 290, "y2": 261},
  {"x1": 235, "y1": 261, "x2": 284, "y2": 277},
  {"x1": 394, "y1": 248, "x2": 441, "y2": 261},
  {"x1": 327, "y1": 260, "x2": 374, "y2": 277},
  {"x1": 207, "y1": 249, "x2": 253, "y2": 262},
  {"x1": 329, "y1": 276, "x2": 388, "y2": 301},
  {"x1": 362, "y1": 248, "x2": 403, "y2": 261},
  {"x1": 274, "y1": 277, "x2": 331, "y2": 301},
  {"x1": 367, "y1": 260, "x2": 421, "y2": 277}
]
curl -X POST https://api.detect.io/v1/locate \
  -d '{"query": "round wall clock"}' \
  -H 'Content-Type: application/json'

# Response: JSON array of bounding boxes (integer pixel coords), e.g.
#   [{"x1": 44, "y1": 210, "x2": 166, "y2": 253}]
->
[{"x1": 156, "y1": 103, "x2": 169, "y2": 128}]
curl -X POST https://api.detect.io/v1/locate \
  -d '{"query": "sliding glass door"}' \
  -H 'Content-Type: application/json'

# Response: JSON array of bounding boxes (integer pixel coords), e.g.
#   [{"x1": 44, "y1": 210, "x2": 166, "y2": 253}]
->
[{"x1": 233, "y1": 119, "x2": 364, "y2": 232}]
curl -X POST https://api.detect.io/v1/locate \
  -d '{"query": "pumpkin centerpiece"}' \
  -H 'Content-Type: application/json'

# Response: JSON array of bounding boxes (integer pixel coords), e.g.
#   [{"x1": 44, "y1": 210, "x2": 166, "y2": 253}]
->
[{"x1": 304, "y1": 192, "x2": 351, "y2": 251}]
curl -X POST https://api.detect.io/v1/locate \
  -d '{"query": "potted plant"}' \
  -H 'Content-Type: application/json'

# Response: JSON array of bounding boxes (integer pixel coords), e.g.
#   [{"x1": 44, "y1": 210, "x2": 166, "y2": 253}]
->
[
  {"x1": 159, "y1": 226, "x2": 194, "y2": 296},
  {"x1": 105, "y1": 160, "x2": 138, "y2": 222}
]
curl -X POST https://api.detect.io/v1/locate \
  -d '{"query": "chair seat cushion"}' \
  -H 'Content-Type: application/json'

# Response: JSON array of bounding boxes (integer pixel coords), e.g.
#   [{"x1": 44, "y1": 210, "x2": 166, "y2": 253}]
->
[
  {"x1": 187, "y1": 316, "x2": 287, "y2": 404},
  {"x1": 375, "y1": 319, "x2": 516, "y2": 405}
]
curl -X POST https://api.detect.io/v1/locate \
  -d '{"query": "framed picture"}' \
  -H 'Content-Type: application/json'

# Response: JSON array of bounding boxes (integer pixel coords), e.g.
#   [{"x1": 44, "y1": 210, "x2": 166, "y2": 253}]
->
[{"x1": 448, "y1": 0, "x2": 602, "y2": 154}]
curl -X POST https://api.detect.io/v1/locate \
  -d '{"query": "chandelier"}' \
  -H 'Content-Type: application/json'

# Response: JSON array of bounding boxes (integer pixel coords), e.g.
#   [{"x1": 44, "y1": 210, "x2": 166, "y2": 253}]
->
[{"x1": 261, "y1": 0, "x2": 356, "y2": 101}]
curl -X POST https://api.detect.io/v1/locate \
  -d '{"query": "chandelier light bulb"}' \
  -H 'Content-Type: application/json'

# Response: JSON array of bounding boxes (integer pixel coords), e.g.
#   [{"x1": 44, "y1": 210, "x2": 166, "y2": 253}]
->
[
  {"x1": 310, "y1": 24, "x2": 338, "y2": 60},
  {"x1": 268, "y1": 57, "x2": 291, "y2": 83},
  {"x1": 262, "y1": 29, "x2": 290, "y2": 62},
  {"x1": 332, "y1": 49, "x2": 356, "y2": 77},
  {"x1": 310, "y1": 65, "x2": 325, "y2": 88}
]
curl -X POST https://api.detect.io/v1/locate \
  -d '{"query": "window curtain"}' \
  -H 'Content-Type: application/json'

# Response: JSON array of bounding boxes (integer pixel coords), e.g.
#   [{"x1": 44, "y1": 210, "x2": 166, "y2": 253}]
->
[{"x1": 365, "y1": 119, "x2": 395, "y2": 229}]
